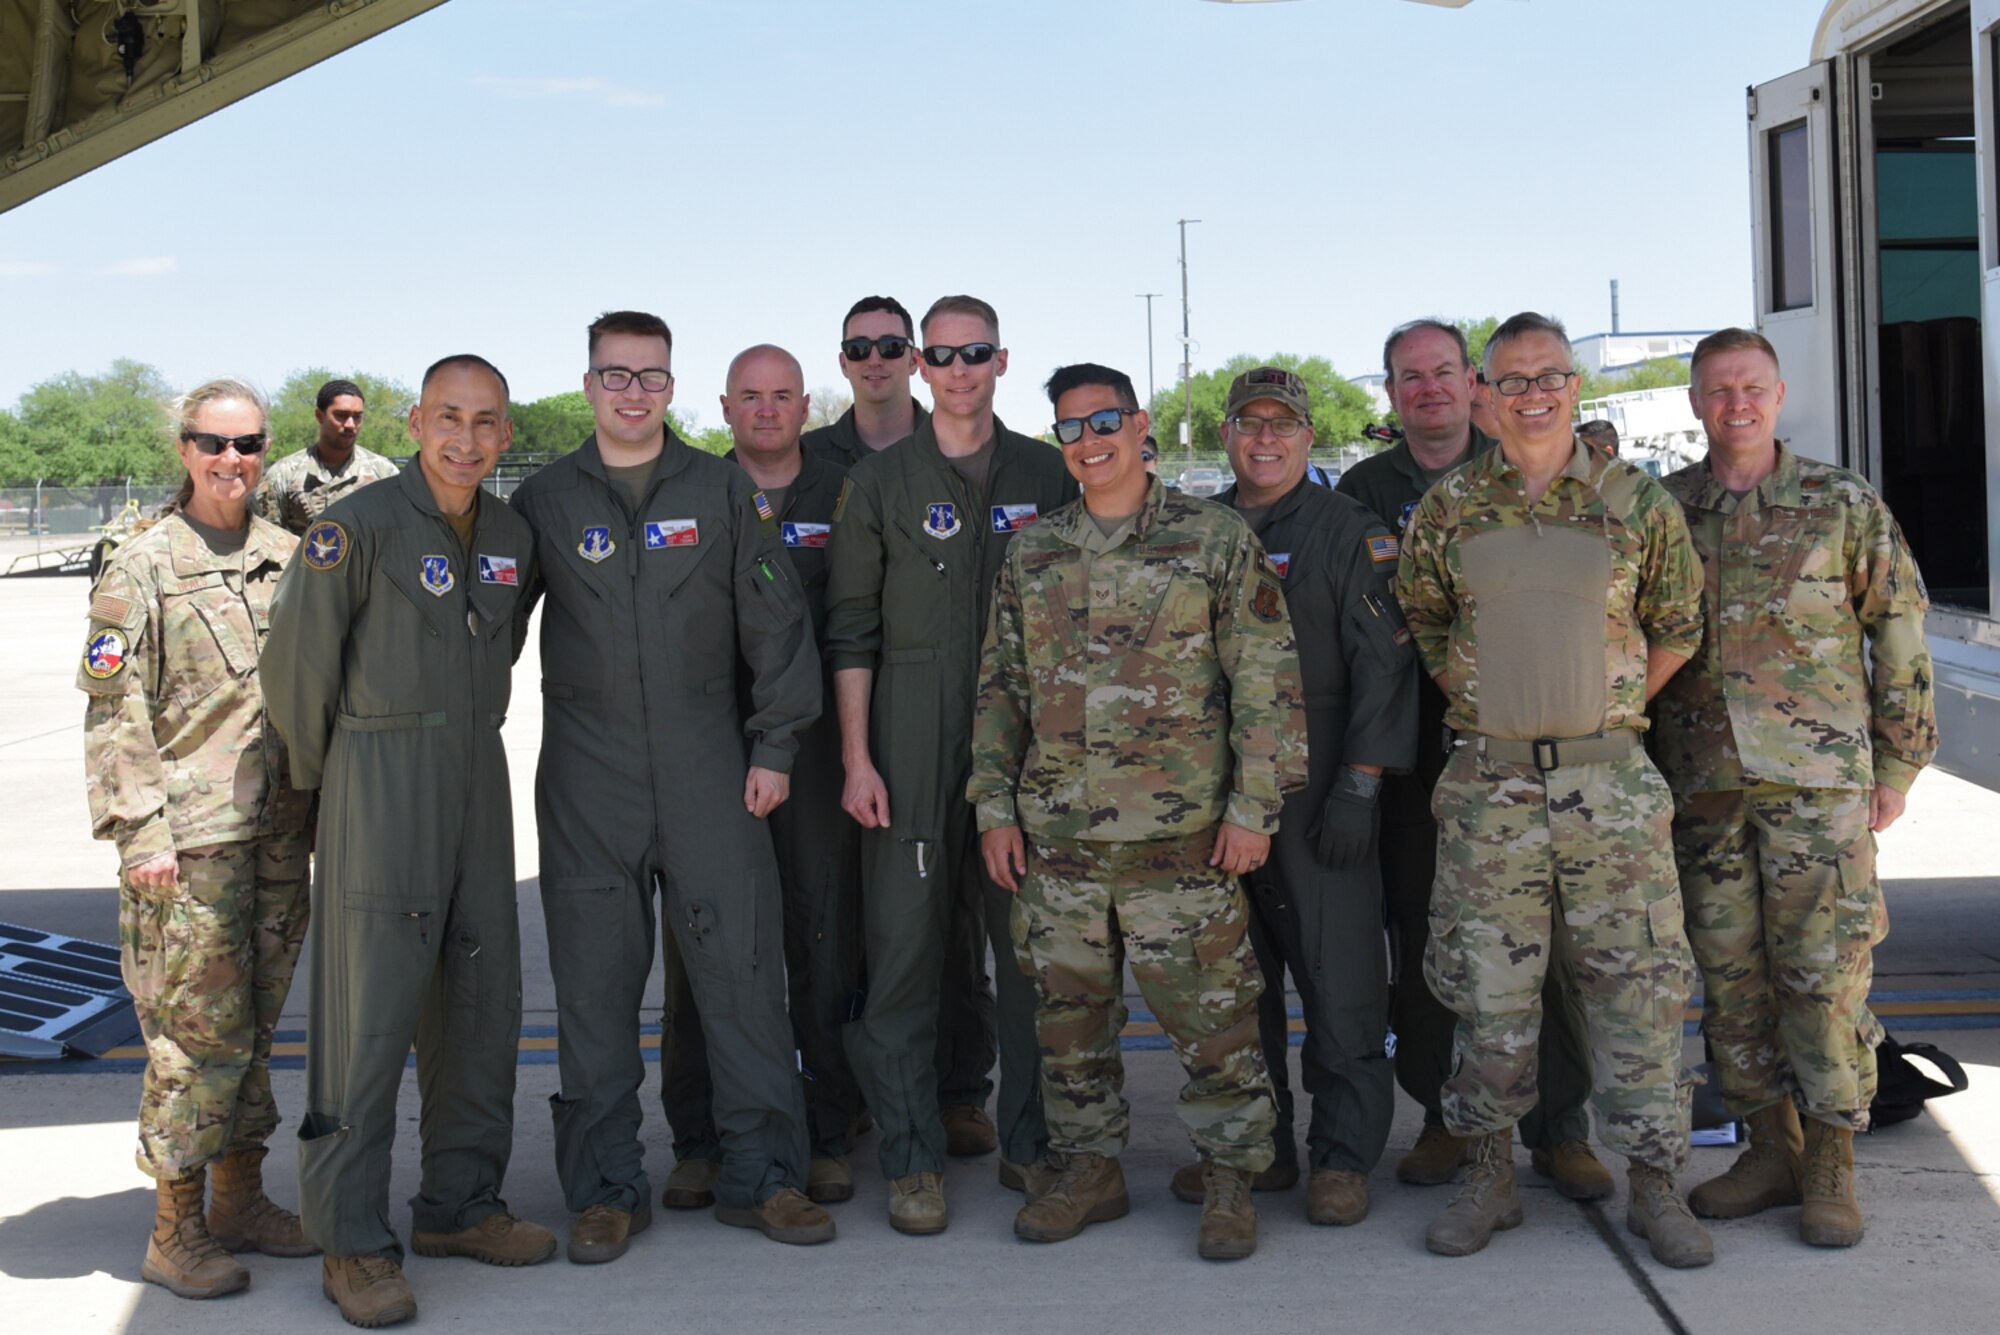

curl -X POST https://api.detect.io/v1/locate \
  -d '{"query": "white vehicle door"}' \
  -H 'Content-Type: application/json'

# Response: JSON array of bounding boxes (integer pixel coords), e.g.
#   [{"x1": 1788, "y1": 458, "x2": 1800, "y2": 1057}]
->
[
  {"x1": 1749, "y1": 62, "x2": 1846, "y2": 467},
  {"x1": 1975, "y1": 0, "x2": 2000, "y2": 612}
]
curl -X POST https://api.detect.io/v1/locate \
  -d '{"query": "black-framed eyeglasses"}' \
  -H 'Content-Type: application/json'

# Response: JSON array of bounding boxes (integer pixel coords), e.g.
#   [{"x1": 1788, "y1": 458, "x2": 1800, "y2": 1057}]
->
[
  {"x1": 1492, "y1": 371, "x2": 1578, "y2": 397},
  {"x1": 181, "y1": 431, "x2": 268, "y2": 456},
  {"x1": 593, "y1": 366, "x2": 672, "y2": 392},
  {"x1": 921, "y1": 342, "x2": 997, "y2": 368},
  {"x1": 1227, "y1": 414, "x2": 1306, "y2": 438},
  {"x1": 841, "y1": 335, "x2": 913, "y2": 362},
  {"x1": 1052, "y1": 407, "x2": 1135, "y2": 445}
]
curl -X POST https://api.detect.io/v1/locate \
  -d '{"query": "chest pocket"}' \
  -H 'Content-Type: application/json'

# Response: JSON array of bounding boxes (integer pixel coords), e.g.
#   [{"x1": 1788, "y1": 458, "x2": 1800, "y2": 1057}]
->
[
  {"x1": 1133, "y1": 558, "x2": 1217, "y2": 664},
  {"x1": 1776, "y1": 508, "x2": 1849, "y2": 620},
  {"x1": 1021, "y1": 560, "x2": 1084, "y2": 666},
  {"x1": 163, "y1": 576, "x2": 259, "y2": 706}
]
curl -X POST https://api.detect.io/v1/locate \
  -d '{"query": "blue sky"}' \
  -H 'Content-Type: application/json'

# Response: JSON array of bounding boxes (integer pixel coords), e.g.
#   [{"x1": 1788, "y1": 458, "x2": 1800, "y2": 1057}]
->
[{"x1": 0, "y1": 0, "x2": 1831, "y2": 435}]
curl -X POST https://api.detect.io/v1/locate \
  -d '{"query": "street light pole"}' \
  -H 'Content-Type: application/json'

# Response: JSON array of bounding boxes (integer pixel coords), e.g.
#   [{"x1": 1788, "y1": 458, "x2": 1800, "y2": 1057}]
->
[
  {"x1": 1177, "y1": 218, "x2": 1201, "y2": 465},
  {"x1": 1137, "y1": 292, "x2": 1162, "y2": 407}
]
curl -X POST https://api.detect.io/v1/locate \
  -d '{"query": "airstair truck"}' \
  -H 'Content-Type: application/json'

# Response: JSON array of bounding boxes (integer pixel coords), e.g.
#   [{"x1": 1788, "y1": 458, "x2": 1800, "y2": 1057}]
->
[{"x1": 1752, "y1": 0, "x2": 2000, "y2": 790}]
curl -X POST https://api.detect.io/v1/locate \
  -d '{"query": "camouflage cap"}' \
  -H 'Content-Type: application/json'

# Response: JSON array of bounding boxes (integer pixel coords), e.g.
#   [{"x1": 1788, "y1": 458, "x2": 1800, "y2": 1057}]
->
[{"x1": 1225, "y1": 365, "x2": 1310, "y2": 419}]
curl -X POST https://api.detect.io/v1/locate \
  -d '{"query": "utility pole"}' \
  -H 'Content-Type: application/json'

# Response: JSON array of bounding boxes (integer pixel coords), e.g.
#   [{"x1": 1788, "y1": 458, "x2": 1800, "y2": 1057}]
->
[
  {"x1": 1137, "y1": 292, "x2": 1162, "y2": 407},
  {"x1": 1178, "y1": 218, "x2": 1201, "y2": 465}
]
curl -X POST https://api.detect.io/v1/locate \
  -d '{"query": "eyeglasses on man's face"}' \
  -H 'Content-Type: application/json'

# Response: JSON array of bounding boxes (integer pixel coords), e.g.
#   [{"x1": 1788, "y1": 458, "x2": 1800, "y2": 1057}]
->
[
  {"x1": 1491, "y1": 371, "x2": 1578, "y2": 397},
  {"x1": 593, "y1": 367, "x2": 672, "y2": 393}
]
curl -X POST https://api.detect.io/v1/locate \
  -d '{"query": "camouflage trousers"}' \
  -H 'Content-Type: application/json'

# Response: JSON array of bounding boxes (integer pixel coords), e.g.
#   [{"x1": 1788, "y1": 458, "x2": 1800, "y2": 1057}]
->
[
  {"x1": 119, "y1": 834, "x2": 311, "y2": 1180},
  {"x1": 1672, "y1": 784, "x2": 1887, "y2": 1128},
  {"x1": 1427, "y1": 744, "x2": 1696, "y2": 1172},
  {"x1": 1011, "y1": 829, "x2": 1275, "y2": 1171}
]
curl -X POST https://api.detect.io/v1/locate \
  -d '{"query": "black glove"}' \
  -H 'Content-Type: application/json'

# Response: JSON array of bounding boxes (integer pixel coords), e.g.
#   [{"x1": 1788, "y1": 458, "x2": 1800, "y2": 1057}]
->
[{"x1": 1308, "y1": 766, "x2": 1383, "y2": 870}]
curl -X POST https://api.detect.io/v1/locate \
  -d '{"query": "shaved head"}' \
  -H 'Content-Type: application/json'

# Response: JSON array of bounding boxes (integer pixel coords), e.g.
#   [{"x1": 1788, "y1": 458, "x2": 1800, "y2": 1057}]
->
[{"x1": 726, "y1": 344, "x2": 804, "y2": 394}]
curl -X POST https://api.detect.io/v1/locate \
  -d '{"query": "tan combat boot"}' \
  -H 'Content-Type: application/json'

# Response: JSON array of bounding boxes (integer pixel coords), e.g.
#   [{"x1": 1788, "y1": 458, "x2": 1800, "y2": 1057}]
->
[
  {"x1": 208, "y1": 1146, "x2": 319, "y2": 1257},
  {"x1": 941, "y1": 1104, "x2": 998, "y2": 1157},
  {"x1": 807, "y1": 1155, "x2": 855, "y2": 1204},
  {"x1": 1013, "y1": 1152, "x2": 1131, "y2": 1243},
  {"x1": 142, "y1": 1168, "x2": 250, "y2": 1299},
  {"x1": 661, "y1": 1157, "x2": 721, "y2": 1210},
  {"x1": 322, "y1": 1253, "x2": 417, "y2": 1328},
  {"x1": 1799, "y1": 1117, "x2": 1864, "y2": 1247},
  {"x1": 887, "y1": 1171, "x2": 948, "y2": 1235},
  {"x1": 1688, "y1": 1100, "x2": 1804, "y2": 1219},
  {"x1": 1168, "y1": 1154, "x2": 1297, "y2": 1203},
  {"x1": 1197, "y1": 1162, "x2": 1258, "y2": 1261},
  {"x1": 1397, "y1": 1122, "x2": 1468, "y2": 1186},
  {"x1": 1626, "y1": 1163, "x2": 1715, "y2": 1269},
  {"x1": 411, "y1": 1211, "x2": 557, "y2": 1266},
  {"x1": 1530, "y1": 1138, "x2": 1614, "y2": 1201},
  {"x1": 1424, "y1": 1128, "x2": 1523, "y2": 1257},
  {"x1": 999, "y1": 1155, "x2": 1060, "y2": 1201},
  {"x1": 1306, "y1": 1169, "x2": 1369, "y2": 1226},
  {"x1": 715, "y1": 1187, "x2": 837, "y2": 1245}
]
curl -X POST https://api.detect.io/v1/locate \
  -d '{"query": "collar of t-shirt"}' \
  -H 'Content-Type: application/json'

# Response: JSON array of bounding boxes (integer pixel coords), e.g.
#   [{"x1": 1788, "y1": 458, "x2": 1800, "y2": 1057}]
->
[
  {"x1": 181, "y1": 511, "x2": 249, "y2": 557},
  {"x1": 947, "y1": 433, "x2": 997, "y2": 493},
  {"x1": 444, "y1": 494, "x2": 478, "y2": 557},
  {"x1": 603, "y1": 457, "x2": 658, "y2": 515}
]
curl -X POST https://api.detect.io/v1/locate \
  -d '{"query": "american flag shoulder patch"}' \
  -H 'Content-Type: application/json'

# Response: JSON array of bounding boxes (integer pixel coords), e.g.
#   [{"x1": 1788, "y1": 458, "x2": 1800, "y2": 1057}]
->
[
  {"x1": 753, "y1": 490, "x2": 775, "y2": 522},
  {"x1": 1368, "y1": 535, "x2": 1399, "y2": 563}
]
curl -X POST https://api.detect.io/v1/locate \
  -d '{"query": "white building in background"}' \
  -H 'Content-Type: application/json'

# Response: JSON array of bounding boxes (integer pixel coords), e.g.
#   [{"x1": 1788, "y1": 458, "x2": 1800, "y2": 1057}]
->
[
  {"x1": 1570, "y1": 329, "x2": 1711, "y2": 375},
  {"x1": 1349, "y1": 371, "x2": 1392, "y2": 416},
  {"x1": 1577, "y1": 383, "x2": 1707, "y2": 477}
]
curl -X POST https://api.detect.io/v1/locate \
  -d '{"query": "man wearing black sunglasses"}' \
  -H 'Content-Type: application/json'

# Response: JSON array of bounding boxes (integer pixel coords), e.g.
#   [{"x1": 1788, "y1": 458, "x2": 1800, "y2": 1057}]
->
[
  {"x1": 803, "y1": 296, "x2": 930, "y2": 469},
  {"x1": 823, "y1": 294, "x2": 1077, "y2": 1234}
]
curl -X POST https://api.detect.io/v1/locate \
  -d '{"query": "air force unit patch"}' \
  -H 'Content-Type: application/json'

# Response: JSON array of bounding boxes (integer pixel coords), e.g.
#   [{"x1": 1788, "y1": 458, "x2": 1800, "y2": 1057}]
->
[
  {"x1": 477, "y1": 554, "x2": 519, "y2": 585},
  {"x1": 645, "y1": 519, "x2": 699, "y2": 549},
  {"x1": 420, "y1": 554, "x2": 454, "y2": 596},
  {"x1": 83, "y1": 628, "x2": 128, "y2": 679},
  {"x1": 990, "y1": 503, "x2": 1039, "y2": 533},
  {"x1": 302, "y1": 520, "x2": 348, "y2": 572},
  {"x1": 923, "y1": 503, "x2": 960, "y2": 539},
  {"x1": 578, "y1": 526, "x2": 616, "y2": 563},
  {"x1": 782, "y1": 521, "x2": 831, "y2": 549},
  {"x1": 1398, "y1": 499, "x2": 1420, "y2": 531}
]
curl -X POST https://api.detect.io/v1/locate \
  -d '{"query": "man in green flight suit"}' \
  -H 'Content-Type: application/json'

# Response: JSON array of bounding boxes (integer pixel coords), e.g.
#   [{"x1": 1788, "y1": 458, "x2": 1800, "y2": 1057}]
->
[
  {"x1": 509, "y1": 311, "x2": 831, "y2": 1262},
  {"x1": 824, "y1": 294, "x2": 1078, "y2": 1233},
  {"x1": 264, "y1": 355, "x2": 553, "y2": 1329},
  {"x1": 1337, "y1": 319, "x2": 1604, "y2": 1200}
]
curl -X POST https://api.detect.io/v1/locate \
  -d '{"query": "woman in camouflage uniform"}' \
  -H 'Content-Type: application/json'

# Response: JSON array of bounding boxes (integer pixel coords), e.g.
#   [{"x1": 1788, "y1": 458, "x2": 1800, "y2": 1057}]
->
[{"x1": 78, "y1": 378, "x2": 317, "y2": 1299}]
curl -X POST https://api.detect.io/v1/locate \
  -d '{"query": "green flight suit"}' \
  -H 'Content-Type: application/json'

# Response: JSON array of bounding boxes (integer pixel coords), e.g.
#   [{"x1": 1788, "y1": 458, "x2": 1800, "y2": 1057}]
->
[
  {"x1": 660, "y1": 446, "x2": 866, "y2": 1160},
  {"x1": 1218, "y1": 477, "x2": 1417, "y2": 1175},
  {"x1": 802, "y1": 401, "x2": 929, "y2": 470},
  {"x1": 263, "y1": 461, "x2": 535, "y2": 1261},
  {"x1": 509, "y1": 432, "x2": 817, "y2": 1214},
  {"x1": 824, "y1": 416, "x2": 1077, "y2": 1176}
]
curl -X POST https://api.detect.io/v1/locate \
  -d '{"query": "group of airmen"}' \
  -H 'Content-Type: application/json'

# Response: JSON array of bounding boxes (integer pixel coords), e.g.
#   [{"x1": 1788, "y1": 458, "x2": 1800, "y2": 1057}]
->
[{"x1": 78, "y1": 292, "x2": 1937, "y2": 1328}]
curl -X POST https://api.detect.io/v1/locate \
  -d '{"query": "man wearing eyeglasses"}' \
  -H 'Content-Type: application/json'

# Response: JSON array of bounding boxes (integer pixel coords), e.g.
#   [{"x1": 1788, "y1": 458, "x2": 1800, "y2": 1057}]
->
[
  {"x1": 970, "y1": 362, "x2": 1303, "y2": 1259},
  {"x1": 824, "y1": 294, "x2": 1077, "y2": 1234},
  {"x1": 803, "y1": 296, "x2": 931, "y2": 468},
  {"x1": 509, "y1": 311, "x2": 831, "y2": 1262},
  {"x1": 1338, "y1": 322, "x2": 1602, "y2": 1202},
  {"x1": 1395, "y1": 312, "x2": 1712, "y2": 1268},
  {"x1": 803, "y1": 294, "x2": 995, "y2": 1160},
  {"x1": 253, "y1": 379, "x2": 401, "y2": 535},
  {"x1": 1142, "y1": 366, "x2": 1416, "y2": 1230}
]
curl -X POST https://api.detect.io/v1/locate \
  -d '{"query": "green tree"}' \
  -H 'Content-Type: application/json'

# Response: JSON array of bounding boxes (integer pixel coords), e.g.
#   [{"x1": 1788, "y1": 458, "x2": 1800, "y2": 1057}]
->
[
  {"x1": 511, "y1": 390, "x2": 596, "y2": 455},
  {"x1": 1147, "y1": 353, "x2": 1375, "y2": 458},
  {"x1": 267, "y1": 368, "x2": 416, "y2": 461},
  {"x1": 1580, "y1": 355, "x2": 1689, "y2": 403},
  {"x1": 6, "y1": 360, "x2": 178, "y2": 485},
  {"x1": 1458, "y1": 315, "x2": 1500, "y2": 368}
]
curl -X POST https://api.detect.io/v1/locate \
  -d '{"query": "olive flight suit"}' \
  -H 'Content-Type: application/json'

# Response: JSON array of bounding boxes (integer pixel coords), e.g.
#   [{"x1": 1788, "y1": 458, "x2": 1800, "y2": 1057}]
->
[
  {"x1": 1218, "y1": 478, "x2": 1416, "y2": 1176},
  {"x1": 509, "y1": 432, "x2": 818, "y2": 1214},
  {"x1": 1337, "y1": 435, "x2": 1593, "y2": 1151},
  {"x1": 660, "y1": 446, "x2": 866, "y2": 1161},
  {"x1": 263, "y1": 461, "x2": 535, "y2": 1261},
  {"x1": 823, "y1": 416, "x2": 1077, "y2": 1177}
]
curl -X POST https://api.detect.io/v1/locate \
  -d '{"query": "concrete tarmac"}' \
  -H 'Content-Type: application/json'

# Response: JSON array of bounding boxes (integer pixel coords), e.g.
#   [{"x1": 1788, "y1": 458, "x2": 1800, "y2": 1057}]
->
[{"x1": 3, "y1": 574, "x2": 1997, "y2": 1334}]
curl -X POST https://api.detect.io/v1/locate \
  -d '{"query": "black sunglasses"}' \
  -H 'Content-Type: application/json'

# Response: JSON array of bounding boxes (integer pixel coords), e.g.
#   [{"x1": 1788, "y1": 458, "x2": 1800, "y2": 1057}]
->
[
  {"x1": 1052, "y1": 407, "x2": 1135, "y2": 445},
  {"x1": 841, "y1": 335, "x2": 913, "y2": 362},
  {"x1": 182, "y1": 431, "x2": 269, "y2": 456},
  {"x1": 921, "y1": 342, "x2": 997, "y2": 368}
]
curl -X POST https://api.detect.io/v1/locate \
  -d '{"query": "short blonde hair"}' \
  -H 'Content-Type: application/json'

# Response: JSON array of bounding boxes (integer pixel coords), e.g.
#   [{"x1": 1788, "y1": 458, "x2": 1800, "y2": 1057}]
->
[{"x1": 168, "y1": 378, "x2": 268, "y2": 511}]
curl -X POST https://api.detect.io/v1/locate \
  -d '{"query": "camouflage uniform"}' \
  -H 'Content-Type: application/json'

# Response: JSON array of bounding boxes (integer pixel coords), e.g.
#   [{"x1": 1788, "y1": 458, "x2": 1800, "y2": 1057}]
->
[
  {"x1": 1652, "y1": 445, "x2": 1937, "y2": 1127},
  {"x1": 250, "y1": 443, "x2": 401, "y2": 535},
  {"x1": 78, "y1": 511, "x2": 311, "y2": 1179},
  {"x1": 1396, "y1": 435, "x2": 1705, "y2": 1172},
  {"x1": 968, "y1": 478, "x2": 1305, "y2": 1167}
]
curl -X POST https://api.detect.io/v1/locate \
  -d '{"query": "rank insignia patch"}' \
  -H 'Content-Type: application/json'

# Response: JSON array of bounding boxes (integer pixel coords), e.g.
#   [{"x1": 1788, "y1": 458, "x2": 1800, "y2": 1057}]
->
[
  {"x1": 83, "y1": 628, "x2": 128, "y2": 679},
  {"x1": 783, "y1": 521, "x2": 831, "y2": 548},
  {"x1": 578, "y1": 526, "x2": 616, "y2": 563},
  {"x1": 645, "y1": 519, "x2": 699, "y2": 549},
  {"x1": 303, "y1": 520, "x2": 349, "y2": 572},
  {"x1": 923, "y1": 503, "x2": 960, "y2": 539},
  {"x1": 477, "y1": 554, "x2": 519, "y2": 585},
  {"x1": 420, "y1": 554, "x2": 454, "y2": 596},
  {"x1": 990, "y1": 503, "x2": 1040, "y2": 533},
  {"x1": 1368, "y1": 535, "x2": 1399, "y2": 564},
  {"x1": 1267, "y1": 552, "x2": 1291, "y2": 579}
]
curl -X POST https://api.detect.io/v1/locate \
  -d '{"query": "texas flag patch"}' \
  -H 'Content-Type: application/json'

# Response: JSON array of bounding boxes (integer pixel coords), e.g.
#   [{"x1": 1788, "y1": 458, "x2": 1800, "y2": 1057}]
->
[
  {"x1": 1368, "y1": 535, "x2": 1399, "y2": 564},
  {"x1": 477, "y1": 554, "x2": 519, "y2": 585},
  {"x1": 990, "y1": 503, "x2": 1040, "y2": 533},
  {"x1": 782, "y1": 521, "x2": 831, "y2": 548},
  {"x1": 1267, "y1": 552, "x2": 1291, "y2": 579},
  {"x1": 646, "y1": 519, "x2": 700, "y2": 549}
]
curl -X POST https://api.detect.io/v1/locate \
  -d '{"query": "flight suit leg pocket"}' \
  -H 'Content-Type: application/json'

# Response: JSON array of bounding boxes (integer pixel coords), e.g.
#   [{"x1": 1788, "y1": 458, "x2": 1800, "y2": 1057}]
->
[
  {"x1": 444, "y1": 923, "x2": 513, "y2": 1048},
  {"x1": 674, "y1": 872, "x2": 775, "y2": 1018},
  {"x1": 340, "y1": 895, "x2": 437, "y2": 1037},
  {"x1": 539, "y1": 876, "x2": 626, "y2": 1005}
]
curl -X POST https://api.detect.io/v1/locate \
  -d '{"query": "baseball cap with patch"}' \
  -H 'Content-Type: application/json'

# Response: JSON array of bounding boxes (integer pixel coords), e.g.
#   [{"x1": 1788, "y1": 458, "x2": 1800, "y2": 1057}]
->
[{"x1": 1225, "y1": 365, "x2": 1311, "y2": 419}]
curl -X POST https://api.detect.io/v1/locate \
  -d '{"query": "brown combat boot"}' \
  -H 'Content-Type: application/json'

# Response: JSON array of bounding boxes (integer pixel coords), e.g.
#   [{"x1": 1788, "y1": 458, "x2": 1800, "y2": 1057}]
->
[
  {"x1": 1197, "y1": 1162, "x2": 1258, "y2": 1261},
  {"x1": 941, "y1": 1104, "x2": 998, "y2": 1157},
  {"x1": 999, "y1": 1155, "x2": 1060, "y2": 1202},
  {"x1": 411, "y1": 1211, "x2": 557, "y2": 1266},
  {"x1": 1013, "y1": 1152, "x2": 1131, "y2": 1243},
  {"x1": 1530, "y1": 1138, "x2": 1615, "y2": 1201},
  {"x1": 807, "y1": 1155, "x2": 855, "y2": 1204},
  {"x1": 1625, "y1": 1163, "x2": 1715, "y2": 1269},
  {"x1": 322, "y1": 1253, "x2": 417, "y2": 1328},
  {"x1": 661, "y1": 1157, "x2": 721, "y2": 1209},
  {"x1": 1168, "y1": 1155, "x2": 1297, "y2": 1203},
  {"x1": 142, "y1": 1168, "x2": 250, "y2": 1299},
  {"x1": 1799, "y1": 1118, "x2": 1864, "y2": 1247},
  {"x1": 567, "y1": 1197, "x2": 651, "y2": 1265},
  {"x1": 1397, "y1": 1122, "x2": 1468, "y2": 1186},
  {"x1": 715, "y1": 1187, "x2": 837, "y2": 1245},
  {"x1": 1424, "y1": 1128, "x2": 1523, "y2": 1257},
  {"x1": 1306, "y1": 1168, "x2": 1369, "y2": 1226},
  {"x1": 208, "y1": 1146, "x2": 319, "y2": 1257},
  {"x1": 1688, "y1": 1100, "x2": 1804, "y2": 1219}
]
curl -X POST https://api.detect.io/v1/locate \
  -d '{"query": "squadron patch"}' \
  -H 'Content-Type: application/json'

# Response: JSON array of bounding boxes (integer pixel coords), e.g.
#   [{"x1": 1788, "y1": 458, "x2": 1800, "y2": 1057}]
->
[
  {"x1": 1250, "y1": 575, "x2": 1283, "y2": 625},
  {"x1": 302, "y1": 520, "x2": 349, "y2": 572},
  {"x1": 477, "y1": 554, "x2": 519, "y2": 585},
  {"x1": 645, "y1": 519, "x2": 699, "y2": 549},
  {"x1": 83, "y1": 628, "x2": 128, "y2": 679},
  {"x1": 1368, "y1": 535, "x2": 1400, "y2": 564},
  {"x1": 578, "y1": 526, "x2": 616, "y2": 563},
  {"x1": 782, "y1": 521, "x2": 831, "y2": 548},
  {"x1": 923, "y1": 503, "x2": 960, "y2": 539},
  {"x1": 1398, "y1": 499, "x2": 1419, "y2": 532},
  {"x1": 1267, "y1": 552, "x2": 1291, "y2": 579},
  {"x1": 990, "y1": 502, "x2": 1039, "y2": 533},
  {"x1": 420, "y1": 554, "x2": 454, "y2": 597}
]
